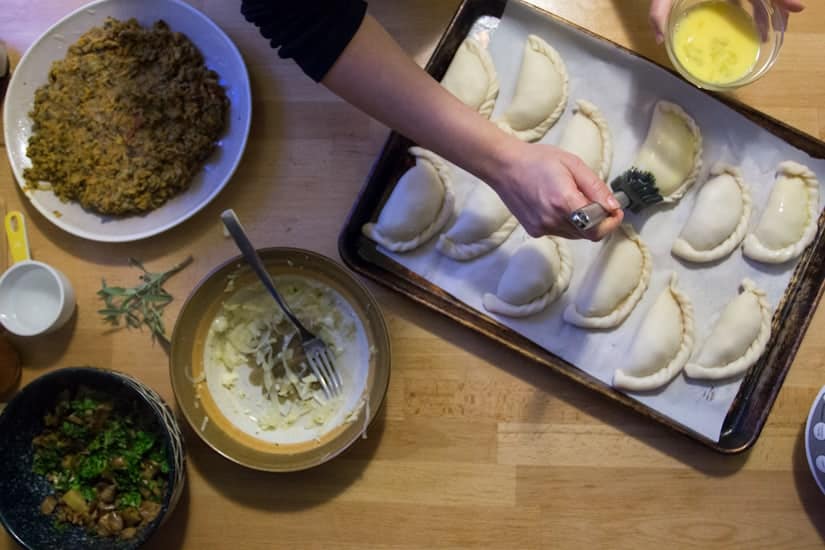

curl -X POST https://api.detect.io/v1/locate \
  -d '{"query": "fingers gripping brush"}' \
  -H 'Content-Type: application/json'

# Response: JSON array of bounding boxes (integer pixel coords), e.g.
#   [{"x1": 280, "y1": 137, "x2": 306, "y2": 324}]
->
[{"x1": 569, "y1": 168, "x2": 662, "y2": 232}]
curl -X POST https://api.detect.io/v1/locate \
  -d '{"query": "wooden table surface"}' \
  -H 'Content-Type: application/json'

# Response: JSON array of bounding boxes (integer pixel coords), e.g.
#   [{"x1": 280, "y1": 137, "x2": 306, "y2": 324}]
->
[{"x1": 2, "y1": 1, "x2": 825, "y2": 548}]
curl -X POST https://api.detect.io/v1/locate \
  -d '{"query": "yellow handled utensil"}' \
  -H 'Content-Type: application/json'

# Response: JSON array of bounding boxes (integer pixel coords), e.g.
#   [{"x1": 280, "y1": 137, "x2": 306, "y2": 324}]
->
[
  {"x1": 0, "y1": 211, "x2": 76, "y2": 337},
  {"x1": 4, "y1": 211, "x2": 31, "y2": 264}
]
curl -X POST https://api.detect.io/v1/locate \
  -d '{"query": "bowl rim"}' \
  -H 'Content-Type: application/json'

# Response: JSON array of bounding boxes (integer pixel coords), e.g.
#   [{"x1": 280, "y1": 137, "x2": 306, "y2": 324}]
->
[
  {"x1": 664, "y1": 0, "x2": 785, "y2": 91},
  {"x1": 0, "y1": 366, "x2": 185, "y2": 549},
  {"x1": 169, "y1": 247, "x2": 392, "y2": 472}
]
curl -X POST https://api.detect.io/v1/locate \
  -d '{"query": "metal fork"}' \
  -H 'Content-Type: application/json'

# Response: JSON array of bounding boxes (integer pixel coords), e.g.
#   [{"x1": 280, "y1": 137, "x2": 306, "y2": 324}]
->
[{"x1": 220, "y1": 209, "x2": 343, "y2": 399}]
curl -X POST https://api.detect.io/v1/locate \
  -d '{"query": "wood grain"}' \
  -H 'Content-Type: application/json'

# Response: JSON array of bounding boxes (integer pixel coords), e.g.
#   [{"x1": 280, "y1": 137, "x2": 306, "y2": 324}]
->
[
  {"x1": 2, "y1": 0, "x2": 825, "y2": 548},
  {"x1": 0, "y1": 198, "x2": 7, "y2": 272}
]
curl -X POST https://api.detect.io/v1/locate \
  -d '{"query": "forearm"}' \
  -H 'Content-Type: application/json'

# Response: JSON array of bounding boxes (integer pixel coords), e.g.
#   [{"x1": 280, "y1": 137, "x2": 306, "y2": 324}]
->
[
  {"x1": 248, "y1": 5, "x2": 620, "y2": 240},
  {"x1": 322, "y1": 15, "x2": 519, "y2": 189}
]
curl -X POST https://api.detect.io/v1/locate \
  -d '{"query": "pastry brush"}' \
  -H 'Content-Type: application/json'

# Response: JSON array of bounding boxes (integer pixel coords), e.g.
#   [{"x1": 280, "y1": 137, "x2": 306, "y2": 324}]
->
[{"x1": 569, "y1": 168, "x2": 661, "y2": 232}]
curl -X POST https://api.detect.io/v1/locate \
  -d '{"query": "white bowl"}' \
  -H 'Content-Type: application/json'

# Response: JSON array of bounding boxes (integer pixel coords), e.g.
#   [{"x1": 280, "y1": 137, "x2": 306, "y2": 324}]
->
[{"x1": 3, "y1": 0, "x2": 252, "y2": 242}]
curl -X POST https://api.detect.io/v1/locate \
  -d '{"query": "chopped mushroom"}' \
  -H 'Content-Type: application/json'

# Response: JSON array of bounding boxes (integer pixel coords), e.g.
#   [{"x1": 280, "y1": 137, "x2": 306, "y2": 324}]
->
[
  {"x1": 122, "y1": 507, "x2": 142, "y2": 527},
  {"x1": 98, "y1": 483, "x2": 116, "y2": 504},
  {"x1": 40, "y1": 496, "x2": 58, "y2": 515},
  {"x1": 139, "y1": 501, "x2": 161, "y2": 523},
  {"x1": 141, "y1": 462, "x2": 159, "y2": 480},
  {"x1": 98, "y1": 511, "x2": 124, "y2": 535}
]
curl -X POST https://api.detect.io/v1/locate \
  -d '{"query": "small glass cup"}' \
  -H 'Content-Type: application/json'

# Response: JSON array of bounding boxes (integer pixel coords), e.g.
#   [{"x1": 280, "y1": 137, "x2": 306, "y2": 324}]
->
[{"x1": 665, "y1": 0, "x2": 785, "y2": 91}]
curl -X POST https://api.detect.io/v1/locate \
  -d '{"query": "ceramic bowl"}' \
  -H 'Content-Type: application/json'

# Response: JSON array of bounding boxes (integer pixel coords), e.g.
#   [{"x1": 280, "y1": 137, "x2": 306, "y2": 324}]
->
[
  {"x1": 3, "y1": 0, "x2": 251, "y2": 242},
  {"x1": 169, "y1": 247, "x2": 391, "y2": 472},
  {"x1": 0, "y1": 367, "x2": 186, "y2": 549}
]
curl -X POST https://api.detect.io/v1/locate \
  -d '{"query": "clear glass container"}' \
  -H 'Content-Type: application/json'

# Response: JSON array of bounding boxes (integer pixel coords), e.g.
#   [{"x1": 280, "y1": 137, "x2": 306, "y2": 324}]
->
[{"x1": 665, "y1": 0, "x2": 785, "y2": 91}]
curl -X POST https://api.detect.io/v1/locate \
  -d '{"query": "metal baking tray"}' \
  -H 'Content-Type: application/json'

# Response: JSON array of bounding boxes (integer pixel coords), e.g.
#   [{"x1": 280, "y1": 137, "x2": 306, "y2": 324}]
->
[{"x1": 338, "y1": 0, "x2": 825, "y2": 453}]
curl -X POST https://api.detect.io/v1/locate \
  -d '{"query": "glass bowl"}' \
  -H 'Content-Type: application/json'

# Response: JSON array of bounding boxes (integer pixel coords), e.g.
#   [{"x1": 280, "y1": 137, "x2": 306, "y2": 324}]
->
[{"x1": 665, "y1": 0, "x2": 785, "y2": 91}]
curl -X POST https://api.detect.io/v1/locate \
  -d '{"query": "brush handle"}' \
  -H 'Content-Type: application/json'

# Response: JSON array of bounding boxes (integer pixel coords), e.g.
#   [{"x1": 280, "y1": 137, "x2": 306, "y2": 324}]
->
[{"x1": 568, "y1": 192, "x2": 630, "y2": 232}]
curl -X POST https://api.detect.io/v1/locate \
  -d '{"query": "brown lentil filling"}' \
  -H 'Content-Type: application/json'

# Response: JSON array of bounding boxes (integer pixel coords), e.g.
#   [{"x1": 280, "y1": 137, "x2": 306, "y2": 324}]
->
[{"x1": 24, "y1": 17, "x2": 228, "y2": 216}]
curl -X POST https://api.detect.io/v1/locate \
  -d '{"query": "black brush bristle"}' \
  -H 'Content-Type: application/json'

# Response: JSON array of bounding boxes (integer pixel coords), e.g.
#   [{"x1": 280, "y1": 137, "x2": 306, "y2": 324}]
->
[{"x1": 610, "y1": 168, "x2": 662, "y2": 213}]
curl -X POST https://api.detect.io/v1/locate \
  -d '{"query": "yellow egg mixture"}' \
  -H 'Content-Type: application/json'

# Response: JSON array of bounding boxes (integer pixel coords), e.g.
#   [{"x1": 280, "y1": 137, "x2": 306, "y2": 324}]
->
[{"x1": 673, "y1": 1, "x2": 760, "y2": 85}]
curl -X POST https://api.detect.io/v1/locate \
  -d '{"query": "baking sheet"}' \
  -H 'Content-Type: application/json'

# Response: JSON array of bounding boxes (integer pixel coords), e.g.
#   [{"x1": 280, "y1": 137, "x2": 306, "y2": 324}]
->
[{"x1": 374, "y1": 1, "x2": 825, "y2": 442}]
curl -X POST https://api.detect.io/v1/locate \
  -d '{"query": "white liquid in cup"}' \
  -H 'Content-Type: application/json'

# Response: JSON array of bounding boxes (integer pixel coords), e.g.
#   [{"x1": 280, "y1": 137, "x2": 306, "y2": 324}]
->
[
  {"x1": 11, "y1": 269, "x2": 61, "y2": 332},
  {"x1": 0, "y1": 261, "x2": 75, "y2": 337}
]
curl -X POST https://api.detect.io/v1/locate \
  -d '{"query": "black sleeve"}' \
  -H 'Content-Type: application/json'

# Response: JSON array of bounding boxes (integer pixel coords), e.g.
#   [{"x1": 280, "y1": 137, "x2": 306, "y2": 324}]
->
[{"x1": 241, "y1": 0, "x2": 368, "y2": 82}]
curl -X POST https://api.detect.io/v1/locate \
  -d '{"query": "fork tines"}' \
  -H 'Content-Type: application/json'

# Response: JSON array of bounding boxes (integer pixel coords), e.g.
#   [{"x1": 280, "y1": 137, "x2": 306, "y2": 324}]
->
[{"x1": 305, "y1": 346, "x2": 343, "y2": 399}]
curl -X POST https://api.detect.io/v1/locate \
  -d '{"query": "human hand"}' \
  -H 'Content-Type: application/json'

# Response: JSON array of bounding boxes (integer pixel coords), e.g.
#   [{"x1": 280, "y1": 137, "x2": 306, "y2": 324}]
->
[
  {"x1": 491, "y1": 141, "x2": 623, "y2": 241},
  {"x1": 649, "y1": 0, "x2": 805, "y2": 44}
]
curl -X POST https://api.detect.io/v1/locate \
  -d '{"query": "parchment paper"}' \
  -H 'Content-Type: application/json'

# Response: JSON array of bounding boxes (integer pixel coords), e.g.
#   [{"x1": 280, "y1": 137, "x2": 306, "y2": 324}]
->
[{"x1": 379, "y1": 2, "x2": 825, "y2": 441}]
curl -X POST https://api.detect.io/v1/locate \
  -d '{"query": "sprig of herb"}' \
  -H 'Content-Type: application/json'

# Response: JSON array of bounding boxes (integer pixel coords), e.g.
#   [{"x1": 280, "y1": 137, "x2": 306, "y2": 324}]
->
[{"x1": 97, "y1": 256, "x2": 193, "y2": 343}]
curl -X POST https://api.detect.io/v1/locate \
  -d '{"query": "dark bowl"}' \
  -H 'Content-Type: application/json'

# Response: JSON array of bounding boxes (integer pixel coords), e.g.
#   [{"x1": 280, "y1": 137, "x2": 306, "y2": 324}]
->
[{"x1": 0, "y1": 367, "x2": 186, "y2": 549}]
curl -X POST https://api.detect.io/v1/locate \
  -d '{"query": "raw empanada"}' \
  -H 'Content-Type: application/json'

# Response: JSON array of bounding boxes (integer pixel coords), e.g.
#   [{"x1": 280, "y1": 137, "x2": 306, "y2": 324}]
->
[
  {"x1": 440, "y1": 38, "x2": 499, "y2": 119},
  {"x1": 483, "y1": 236, "x2": 573, "y2": 317},
  {"x1": 635, "y1": 101, "x2": 702, "y2": 202},
  {"x1": 743, "y1": 161, "x2": 820, "y2": 264},
  {"x1": 362, "y1": 147, "x2": 454, "y2": 252},
  {"x1": 613, "y1": 273, "x2": 694, "y2": 392},
  {"x1": 672, "y1": 163, "x2": 752, "y2": 263},
  {"x1": 437, "y1": 180, "x2": 517, "y2": 260},
  {"x1": 563, "y1": 224, "x2": 652, "y2": 329},
  {"x1": 558, "y1": 99, "x2": 613, "y2": 181},
  {"x1": 496, "y1": 35, "x2": 568, "y2": 142},
  {"x1": 684, "y1": 279, "x2": 771, "y2": 380}
]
